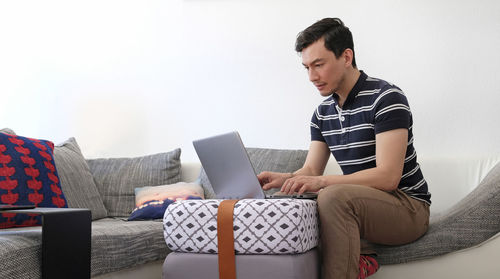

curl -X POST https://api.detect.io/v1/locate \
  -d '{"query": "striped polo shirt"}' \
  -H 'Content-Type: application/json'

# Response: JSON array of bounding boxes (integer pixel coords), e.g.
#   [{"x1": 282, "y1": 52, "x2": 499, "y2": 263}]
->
[{"x1": 310, "y1": 71, "x2": 431, "y2": 204}]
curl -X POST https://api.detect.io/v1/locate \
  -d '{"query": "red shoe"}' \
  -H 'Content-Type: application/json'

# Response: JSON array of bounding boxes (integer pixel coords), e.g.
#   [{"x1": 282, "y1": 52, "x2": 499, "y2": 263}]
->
[{"x1": 358, "y1": 255, "x2": 379, "y2": 279}]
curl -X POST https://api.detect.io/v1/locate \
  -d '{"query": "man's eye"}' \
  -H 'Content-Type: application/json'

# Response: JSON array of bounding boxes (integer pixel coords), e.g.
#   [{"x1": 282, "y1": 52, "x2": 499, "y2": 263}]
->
[{"x1": 315, "y1": 64, "x2": 323, "y2": 68}]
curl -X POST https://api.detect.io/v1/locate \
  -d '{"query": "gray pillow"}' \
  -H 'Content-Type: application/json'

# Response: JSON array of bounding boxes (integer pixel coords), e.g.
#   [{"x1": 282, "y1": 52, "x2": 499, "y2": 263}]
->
[
  {"x1": 374, "y1": 161, "x2": 500, "y2": 264},
  {"x1": 0, "y1": 128, "x2": 16, "y2": 135},
  {"x1": 87, "y1": 149, "x2": 182, "y2": 217},
  {"x1": 199, "y1": 147, "x2": 308, "y2": 199},
  {"x1": 54, "y1": 138, "x2": 108, "y2": 220}
]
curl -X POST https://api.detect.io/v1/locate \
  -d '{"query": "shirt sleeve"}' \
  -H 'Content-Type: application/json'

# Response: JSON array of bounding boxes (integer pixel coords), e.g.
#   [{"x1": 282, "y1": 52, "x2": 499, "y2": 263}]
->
[
  {"x1": 373, "y1": 86, "x2": 411, "y2": 134},
  {"x1": 310, "y1": 108, "x2": 326, "y2": 142}
]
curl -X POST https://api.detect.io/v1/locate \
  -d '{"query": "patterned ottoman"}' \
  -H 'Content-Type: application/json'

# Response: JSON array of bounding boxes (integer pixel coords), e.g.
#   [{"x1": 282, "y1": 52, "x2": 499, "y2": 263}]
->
[{"x1": 162, "y1": 199, "x2": 319, "y2": 279}]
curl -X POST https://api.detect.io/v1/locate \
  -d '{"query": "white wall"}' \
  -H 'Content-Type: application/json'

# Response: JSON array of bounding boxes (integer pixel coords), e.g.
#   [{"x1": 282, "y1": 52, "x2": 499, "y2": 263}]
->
[{"x1": 1, "y1": 0, "x2": 499, "y2": 164}]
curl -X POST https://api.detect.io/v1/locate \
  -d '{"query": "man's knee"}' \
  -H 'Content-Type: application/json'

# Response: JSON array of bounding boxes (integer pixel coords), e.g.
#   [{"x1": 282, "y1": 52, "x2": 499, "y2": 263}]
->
[{"x1": 316, "y1": 185, "x2": 364, "y2": 233}]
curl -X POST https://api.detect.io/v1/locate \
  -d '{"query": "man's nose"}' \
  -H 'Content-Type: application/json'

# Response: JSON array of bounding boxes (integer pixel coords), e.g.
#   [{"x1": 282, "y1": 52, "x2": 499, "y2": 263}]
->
[{"x1": 308, "y1": 69, "x2": 318, "y2": 82}]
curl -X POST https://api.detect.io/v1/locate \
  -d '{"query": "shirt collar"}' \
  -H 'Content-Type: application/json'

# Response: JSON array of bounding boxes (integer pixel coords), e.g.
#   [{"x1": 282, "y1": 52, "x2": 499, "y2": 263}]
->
[{"x1": 333, "y1": 70, "x2": 367, "y2": 107}]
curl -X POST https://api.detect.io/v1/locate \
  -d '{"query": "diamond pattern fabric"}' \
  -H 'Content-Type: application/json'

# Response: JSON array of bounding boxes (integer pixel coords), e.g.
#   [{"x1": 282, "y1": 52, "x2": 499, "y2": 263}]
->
[{"x1": 164, "y1": 199, "x2": 318, "y2": 255}]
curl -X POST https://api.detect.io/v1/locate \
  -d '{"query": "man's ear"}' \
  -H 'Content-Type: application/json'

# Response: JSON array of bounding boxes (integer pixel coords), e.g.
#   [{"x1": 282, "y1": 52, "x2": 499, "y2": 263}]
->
[{"x1": 343, "y1": 49, "x2": 354, "y2": 67}]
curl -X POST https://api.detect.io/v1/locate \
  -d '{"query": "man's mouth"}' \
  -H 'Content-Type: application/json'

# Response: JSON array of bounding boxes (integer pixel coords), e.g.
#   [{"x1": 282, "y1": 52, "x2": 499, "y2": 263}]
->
[{"x1": 315, "y1": 83, "x2": 326, "y2": 90}]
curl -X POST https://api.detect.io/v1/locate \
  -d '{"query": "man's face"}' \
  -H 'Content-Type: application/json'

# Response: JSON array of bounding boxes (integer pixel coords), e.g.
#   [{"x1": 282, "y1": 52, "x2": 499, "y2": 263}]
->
[{"x1": 301, "y1": 38, "x2": 347, "y2": 97}]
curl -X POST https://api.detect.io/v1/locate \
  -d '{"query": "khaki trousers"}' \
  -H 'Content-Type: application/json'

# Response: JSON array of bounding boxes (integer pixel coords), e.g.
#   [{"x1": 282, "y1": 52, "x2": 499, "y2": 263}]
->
[{"x1": 317, "y1": 184, "x2": 430, "y2": 279}]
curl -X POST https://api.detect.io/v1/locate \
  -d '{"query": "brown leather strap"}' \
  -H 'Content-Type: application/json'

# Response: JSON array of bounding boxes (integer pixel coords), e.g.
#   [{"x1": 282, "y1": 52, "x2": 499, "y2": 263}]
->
[{"x1": 217, "y1": 199, "x2": 238, "y2": 279}]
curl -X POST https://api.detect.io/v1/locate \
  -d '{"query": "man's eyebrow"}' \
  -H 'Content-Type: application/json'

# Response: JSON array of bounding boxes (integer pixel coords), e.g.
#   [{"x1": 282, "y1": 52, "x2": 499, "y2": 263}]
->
[{"x1": 302, "y1": 58, "x2": 325, "y2": 67}]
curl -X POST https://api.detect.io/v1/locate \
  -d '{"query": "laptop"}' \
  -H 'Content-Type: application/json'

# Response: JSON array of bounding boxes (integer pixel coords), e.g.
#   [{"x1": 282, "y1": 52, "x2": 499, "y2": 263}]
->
[{"x1": 193, "y1": 131, "x2": 317, "y2": 200}]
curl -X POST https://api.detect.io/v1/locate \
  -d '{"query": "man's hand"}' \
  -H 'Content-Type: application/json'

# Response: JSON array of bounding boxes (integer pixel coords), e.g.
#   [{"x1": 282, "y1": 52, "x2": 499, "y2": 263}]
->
[
  {"x1": 281, "y1": 175, "x2": 326, "y2": 195},
  {"x1": 257, "y1": 171, "x2": 292, "y2": 190}
]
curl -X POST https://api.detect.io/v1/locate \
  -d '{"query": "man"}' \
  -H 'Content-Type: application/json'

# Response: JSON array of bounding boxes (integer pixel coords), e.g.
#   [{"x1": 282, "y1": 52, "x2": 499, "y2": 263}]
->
[{"x1": 258, "y1": 18, "x2": 431, "y2": 279}]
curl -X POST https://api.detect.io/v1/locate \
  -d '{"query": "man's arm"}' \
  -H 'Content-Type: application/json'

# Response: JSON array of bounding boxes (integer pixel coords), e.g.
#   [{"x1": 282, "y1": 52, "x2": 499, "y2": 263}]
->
[
  {"x1": 294, "y1": 140, "x2": 331, "y2": 176},
  {"x1": 258, "y1": 140, "x2": 330, "y2": 190},
  {"x1": 281, "y1": 128, "x2": 408, "y2": 194}
]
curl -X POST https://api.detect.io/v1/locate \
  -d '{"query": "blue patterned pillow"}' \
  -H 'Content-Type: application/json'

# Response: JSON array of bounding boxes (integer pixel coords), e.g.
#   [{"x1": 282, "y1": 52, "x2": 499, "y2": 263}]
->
[
  {"x1": 128, "y1": 182, "x2": 203, "y2": 221},
  {"x1": 0, "y1": 132, "x2": 68, "y2": 228}
]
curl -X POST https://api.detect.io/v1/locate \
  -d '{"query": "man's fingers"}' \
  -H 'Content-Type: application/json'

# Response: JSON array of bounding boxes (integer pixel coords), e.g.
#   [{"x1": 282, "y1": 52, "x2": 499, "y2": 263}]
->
[
  {"x1": 258, "y1": 177, "x2": 267, "y2": 186},
  {"x1": 256, "y1": 172, "x2": 267, "y2": 182},
  {"x1": 263, "y1": 180, "x2": 281, "y2": 190},
  {"x1": 281, "y1": 178, "x2": 291, "y2": 193},
  {"x1": 289, "y1": 183, "x2": 302, "y2": 195},
  {"x1": 297, "y1": 185, "x2": 307, "y2": 195},
  {"x1": 282, "y1": 179, "x2": 299, "y2": 195},
  {"x1": 262, "y1": 183, "x2": 272, "y2": 190},
  {"x1": 257, "y1": 172, "x2": 272, "y2": 186}
]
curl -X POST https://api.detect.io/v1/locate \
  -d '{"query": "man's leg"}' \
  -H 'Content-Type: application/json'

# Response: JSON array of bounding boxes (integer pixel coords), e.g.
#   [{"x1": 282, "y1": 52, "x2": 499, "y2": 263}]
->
[{"x1": 317, "y1": 184, "x2": 429, "y2": 279}]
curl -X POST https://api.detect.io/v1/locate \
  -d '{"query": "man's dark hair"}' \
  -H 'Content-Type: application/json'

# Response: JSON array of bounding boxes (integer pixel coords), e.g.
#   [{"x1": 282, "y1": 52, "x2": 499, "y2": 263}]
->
[{"x1": 295, "y1": 18, "x2": 356, "y2": 68}]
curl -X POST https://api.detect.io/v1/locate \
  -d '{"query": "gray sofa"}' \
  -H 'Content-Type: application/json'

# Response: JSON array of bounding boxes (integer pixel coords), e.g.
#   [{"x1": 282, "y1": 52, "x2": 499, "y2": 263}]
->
[
  {"x1": 0, "y1": 132, "x2": 180, "y2": 278},
  {"x1": 0, "y1": 132, "x2": 308, "y2": 279},
  {"x1": 374, "y1": 161, "x2": 500, "y2": 264},
  {"x1": 1, "y1": 127, "x2": 499, "y2": 278}
]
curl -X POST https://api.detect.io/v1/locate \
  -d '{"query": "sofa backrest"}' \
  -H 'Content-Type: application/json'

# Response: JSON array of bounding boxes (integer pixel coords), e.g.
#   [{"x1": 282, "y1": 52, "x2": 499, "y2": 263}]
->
[{"x1": 87, "y1": 149, "x2": 182, "y2": 217}]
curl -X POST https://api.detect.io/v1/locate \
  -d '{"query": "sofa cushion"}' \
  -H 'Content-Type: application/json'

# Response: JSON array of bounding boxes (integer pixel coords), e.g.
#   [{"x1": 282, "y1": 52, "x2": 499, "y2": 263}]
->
[
  {"x1": 199, "y1": 148, "x2": 308, "y2": 199},
  {"x1": 0, "y1": 218, "x2": 170, "y2": 278},
  {"x1": 128, "y1": 182, "x2": 204, "y2": 221},
  {"x1": 53, "y1": 138, "x2": 108, "y2": 220},
  {"x1": 0, "y1": 228, "x2": 42, "y2": 278},
  {"x1": 374, "y1": 161, "x2": 500, "y2": 264},
  {"x1": 87, "y1": 149, "x2": 182, "y2": 217},
  {"x1": 91, "y1": 218, "x2": 169, "y2": 276},
  {"x1": 0, "y1": 132, "x2": 68, "y2": 228}
]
